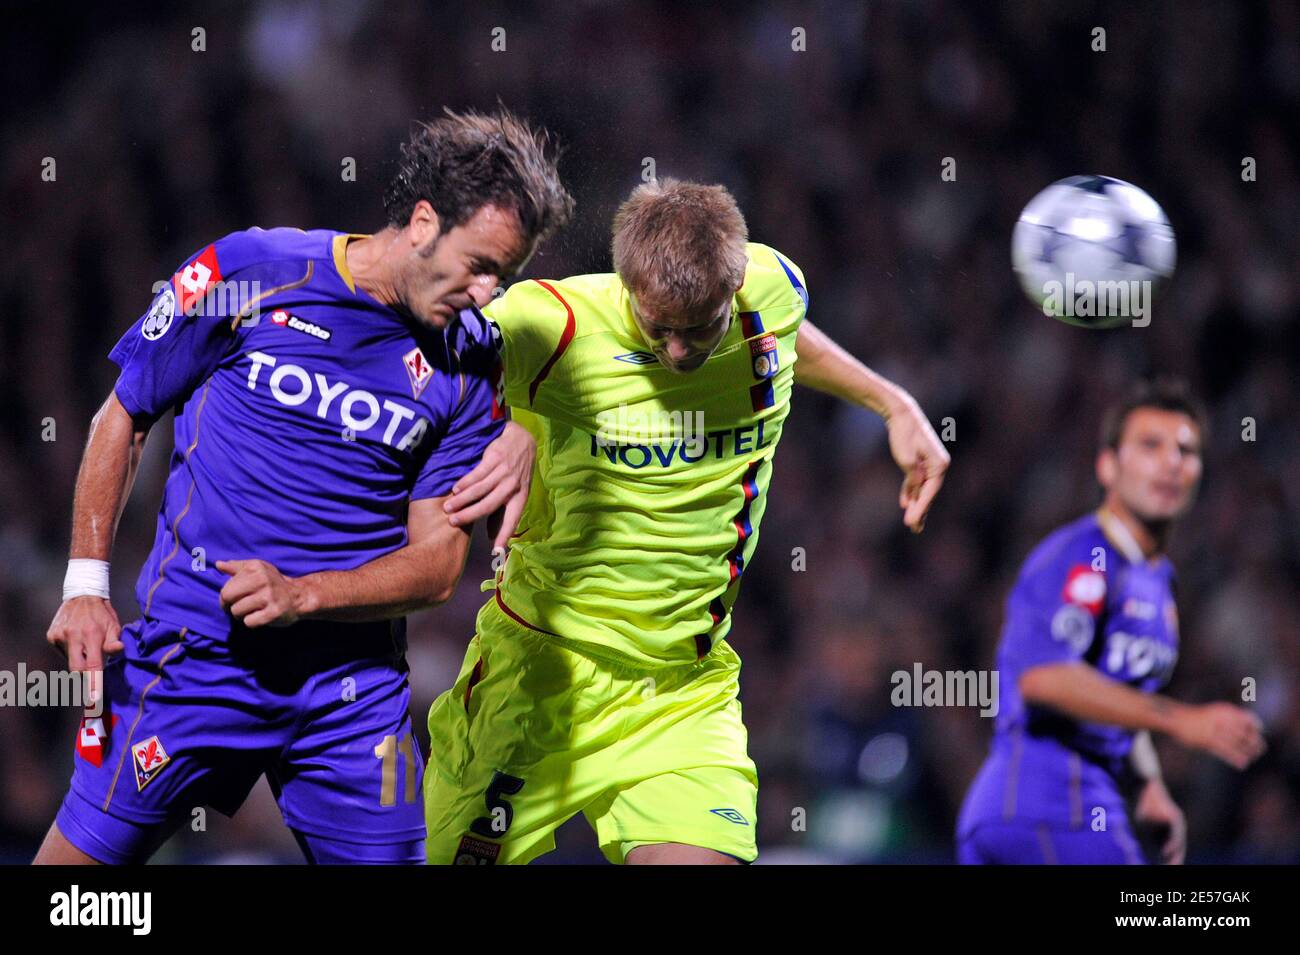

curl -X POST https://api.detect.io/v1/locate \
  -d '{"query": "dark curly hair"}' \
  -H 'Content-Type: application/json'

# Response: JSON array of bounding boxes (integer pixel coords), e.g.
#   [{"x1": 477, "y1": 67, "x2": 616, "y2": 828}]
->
[
  {"x1": 383, "y1": 107, "x2": 574, "y2": 245},
  {"x1": 1100, "y1": 377, "x2": 1208, "y2": 451}
]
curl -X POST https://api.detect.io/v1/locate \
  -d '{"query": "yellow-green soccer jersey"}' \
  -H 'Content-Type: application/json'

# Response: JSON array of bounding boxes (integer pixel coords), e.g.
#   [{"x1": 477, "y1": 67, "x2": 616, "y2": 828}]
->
[{"x1": 483, "y1": 242, "x2": 807, "y2": 667}]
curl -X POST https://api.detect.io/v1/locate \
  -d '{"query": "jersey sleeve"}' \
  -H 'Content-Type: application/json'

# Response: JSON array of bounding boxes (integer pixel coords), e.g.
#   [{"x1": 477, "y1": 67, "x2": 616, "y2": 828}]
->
[
  {"x1": 410, "y1": 317, "x2": 508, "y2": 501},
  {"x1": 745, "y1": 244, "x2": 809, "y2": 335},
  {"x1": 766, "y1": 246, "x2": 809, "y2": 318},
  {"x1": 108, "y1": 241, "x2": 241, "y2": 419},
  {"x1": 1000, "y1": 544, "x2": 1108, "y2": 671},
  {"x1": 480, "y1": 280, "x2": 576, "y2": 408}
]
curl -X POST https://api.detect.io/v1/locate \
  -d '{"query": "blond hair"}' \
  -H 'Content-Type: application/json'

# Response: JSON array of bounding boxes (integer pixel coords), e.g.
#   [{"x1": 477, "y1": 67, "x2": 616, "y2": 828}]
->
[{"x1": 611, "y1": 178, "x2": 748, "y2": 315}]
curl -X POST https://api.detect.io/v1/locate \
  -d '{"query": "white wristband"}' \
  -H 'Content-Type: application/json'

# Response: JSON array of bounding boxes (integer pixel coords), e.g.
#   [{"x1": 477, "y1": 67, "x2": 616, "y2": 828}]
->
[{"x1": 63, "y1": 559, "x2": 111, "y2": 601}]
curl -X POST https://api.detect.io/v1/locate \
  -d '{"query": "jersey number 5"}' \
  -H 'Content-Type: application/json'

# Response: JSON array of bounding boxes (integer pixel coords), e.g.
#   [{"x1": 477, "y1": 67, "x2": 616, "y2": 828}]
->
[{"x1": 470, "y1": 771, "x2": 525, "y2": 838}]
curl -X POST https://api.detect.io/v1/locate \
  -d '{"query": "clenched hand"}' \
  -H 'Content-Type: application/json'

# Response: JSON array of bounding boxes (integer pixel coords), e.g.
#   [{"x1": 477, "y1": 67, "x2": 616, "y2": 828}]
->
[
  {"x1": 443, "y1": 420, "x2": 536, "y2": 553},
  {"x1": 217, "y1": 559, "x2": 302, "y2": 628}
]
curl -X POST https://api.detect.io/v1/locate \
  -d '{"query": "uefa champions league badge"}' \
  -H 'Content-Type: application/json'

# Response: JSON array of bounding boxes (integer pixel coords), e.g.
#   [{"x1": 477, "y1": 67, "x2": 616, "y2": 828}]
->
[
  {"x1": 403, "y1": 346, "x2": 434, "y2": 399},
  {"x1": 141, "y1": 286, "x2": 176, "y2": 341},
  {"x1": 749, "y1": 333, "x2": 779, "y2": 380},
  {"x1": 132, "y1": 736, "x2": 171, "y2": 791}
]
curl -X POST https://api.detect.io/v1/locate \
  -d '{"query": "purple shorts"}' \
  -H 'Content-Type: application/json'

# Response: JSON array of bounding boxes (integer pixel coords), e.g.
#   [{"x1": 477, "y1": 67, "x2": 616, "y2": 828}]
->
[
  {"x1": 957, "y1": 819, "x2": 1146, "y2": 864},
  {"x1": 57, "y1": 616, "x2": 425, "y2": 864}
]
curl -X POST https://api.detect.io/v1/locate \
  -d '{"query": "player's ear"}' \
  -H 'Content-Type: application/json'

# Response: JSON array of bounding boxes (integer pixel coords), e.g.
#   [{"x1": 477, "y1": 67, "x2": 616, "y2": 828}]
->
[
  {"x1": 407, "y1": 200, "x2": 442, "y2": 248},
  {"x1": 1096, "y1": 447, "x2": 1118, "y2": 490}
]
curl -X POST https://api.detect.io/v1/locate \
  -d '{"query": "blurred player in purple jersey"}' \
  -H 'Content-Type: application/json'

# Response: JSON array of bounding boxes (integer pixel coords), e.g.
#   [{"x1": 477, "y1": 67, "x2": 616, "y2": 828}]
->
[
  {"x1": 958, "y1": 379, "x2": 1266, "y2": 865},
  {"x1": 34, "y1": 109, "x2": 573, "y2": 865}
]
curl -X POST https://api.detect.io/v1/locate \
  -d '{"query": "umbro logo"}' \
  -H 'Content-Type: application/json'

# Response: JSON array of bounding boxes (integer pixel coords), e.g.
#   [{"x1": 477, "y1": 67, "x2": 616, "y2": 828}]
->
[
  {"x1": 709, "y1": 808, "x2": 749, "y2": 825},
  {"x1": 613, "y1": 351, "x2": 657, "y2": 365}
]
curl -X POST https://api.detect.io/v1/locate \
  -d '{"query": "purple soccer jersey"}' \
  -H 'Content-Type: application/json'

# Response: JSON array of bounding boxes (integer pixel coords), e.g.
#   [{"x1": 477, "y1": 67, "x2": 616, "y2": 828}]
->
[
  {"x1": 58, "y1": 228, "x2": 504, "y2": 861},
  {"x1": 108, "y1": 227, "x2": 504, "y2": 641},
  {"x1": 957, "y1": 510, "x2": 1180, "y2": 862}
]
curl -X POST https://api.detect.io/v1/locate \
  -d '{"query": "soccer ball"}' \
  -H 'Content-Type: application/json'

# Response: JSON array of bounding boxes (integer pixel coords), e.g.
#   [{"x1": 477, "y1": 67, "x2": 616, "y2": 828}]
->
[{"x1": 1011, "y1": 175, "x2": 1176, "y2": 328}]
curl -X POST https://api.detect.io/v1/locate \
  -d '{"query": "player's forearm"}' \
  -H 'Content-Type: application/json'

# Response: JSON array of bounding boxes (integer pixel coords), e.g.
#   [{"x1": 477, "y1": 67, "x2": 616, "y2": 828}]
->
[
  {"x1": 1019, "y1": 662, "x2": 1187, "y2": 737},
  {"x1": 68, "y1": 392, "x2": 150, "y2": 561},
  {"x1": 793, "y1": 320, "x2": 910, "y2": 419},
  {"x1": 1130, "y1": 730, "x2": 1163, "y2": 782},
  {"x1": 290, "y1": 538, "x2": 469, "y2": 623}
]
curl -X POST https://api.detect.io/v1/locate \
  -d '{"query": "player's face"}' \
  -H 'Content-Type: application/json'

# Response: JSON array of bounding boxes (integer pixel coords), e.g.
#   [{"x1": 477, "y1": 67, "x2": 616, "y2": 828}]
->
[
  {"x1": 402, "y1": 203, "x2": 532, "y2": 329},
  {"x1": 1101, "y1": 408, "x2": 1203, "y2": 522},
  {"x1": 630, "y1": 292, "x2": 734, "y2": 374}
]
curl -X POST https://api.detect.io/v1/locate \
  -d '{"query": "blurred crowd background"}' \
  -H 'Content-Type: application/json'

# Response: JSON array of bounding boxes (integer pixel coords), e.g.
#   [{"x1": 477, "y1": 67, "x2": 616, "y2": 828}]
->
[{"x1": 1, "y1": 0, "x2": 1296, "y2": 863}]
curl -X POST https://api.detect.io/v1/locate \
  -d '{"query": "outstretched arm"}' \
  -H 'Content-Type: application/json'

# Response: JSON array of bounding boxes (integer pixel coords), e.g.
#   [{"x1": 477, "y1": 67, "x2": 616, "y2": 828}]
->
[
  {"x1": 1020, "y1": 663, "x2": 1266, "y2": 770},
  {"x1": 46, "y1": 392, "x2": 152, "y2": 687},
  {"x1": 794, "y1": 320, "x2": 950, "y2": 532}
]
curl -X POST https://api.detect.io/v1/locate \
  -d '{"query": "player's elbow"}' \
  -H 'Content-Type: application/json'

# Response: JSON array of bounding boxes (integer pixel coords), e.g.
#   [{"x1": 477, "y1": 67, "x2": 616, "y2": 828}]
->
[
  {"x1": 426, "y1": 582, "x2": 457, "y2": 607},
  {"x1": 423, "y1": 570, "x2": 463, "y2": 608},
  {"x1": 406, "y1": 534, "x2": 469, "y2": 609}
]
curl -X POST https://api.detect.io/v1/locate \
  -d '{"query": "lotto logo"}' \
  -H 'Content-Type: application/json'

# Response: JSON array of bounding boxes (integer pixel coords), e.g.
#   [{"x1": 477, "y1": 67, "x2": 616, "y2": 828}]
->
[
  {"x1": 270, "y1": 309, "x2": 332, "y2": 340},
  {"x1": 173, "y1": 244, "x2": 223, "y2": 314},
  {"x1": 75, "y1": 714, "x2": 119, "y2": 768},
  {"x1": 1062, "y1": 565, "x2": 1106, "y2": 614},
  {"x1": 179, "y1": 261, "x2": 210, "y2": 294}
]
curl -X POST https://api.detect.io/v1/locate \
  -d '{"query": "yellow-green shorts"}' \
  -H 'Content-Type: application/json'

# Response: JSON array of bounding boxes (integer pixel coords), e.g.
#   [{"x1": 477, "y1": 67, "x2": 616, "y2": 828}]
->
[{"x1": 424, "y1": 597, "x2": 758, "y2": 864}]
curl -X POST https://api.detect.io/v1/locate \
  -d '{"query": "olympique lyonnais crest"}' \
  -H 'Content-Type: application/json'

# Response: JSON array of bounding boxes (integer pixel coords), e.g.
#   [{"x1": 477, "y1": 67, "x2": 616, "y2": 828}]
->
[
  {"x1": 403, "y1": 346, "x2": 434, "y2": 399},
  {"x1": 749, "y1": 334, "x2": 779, "y2": 379},
  {"x1": 132, "y1": 736, "x2": 171, "y2": 791},
  {"x1": 454, "y1": 833, "x2": 502, "y2": 865}
]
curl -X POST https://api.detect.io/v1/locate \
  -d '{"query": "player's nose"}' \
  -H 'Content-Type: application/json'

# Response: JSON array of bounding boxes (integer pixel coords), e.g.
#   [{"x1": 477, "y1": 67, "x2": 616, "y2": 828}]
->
[
  {"x1": 664, "y1": 336, "x2": 694, "y2": 362},
  {"x1": 467, "y1": 282, "x2": 496, "y2": 309}
]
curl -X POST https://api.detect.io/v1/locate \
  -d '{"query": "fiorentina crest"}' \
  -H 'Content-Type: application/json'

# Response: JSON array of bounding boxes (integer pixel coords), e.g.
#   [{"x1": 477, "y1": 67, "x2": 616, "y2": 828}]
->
[
  {"x1": 403, "y1": 346, "x2": 434, "y2": 399},
  {"x1": 132, "y1": 736, "x2": 171, "y2": 791}
]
